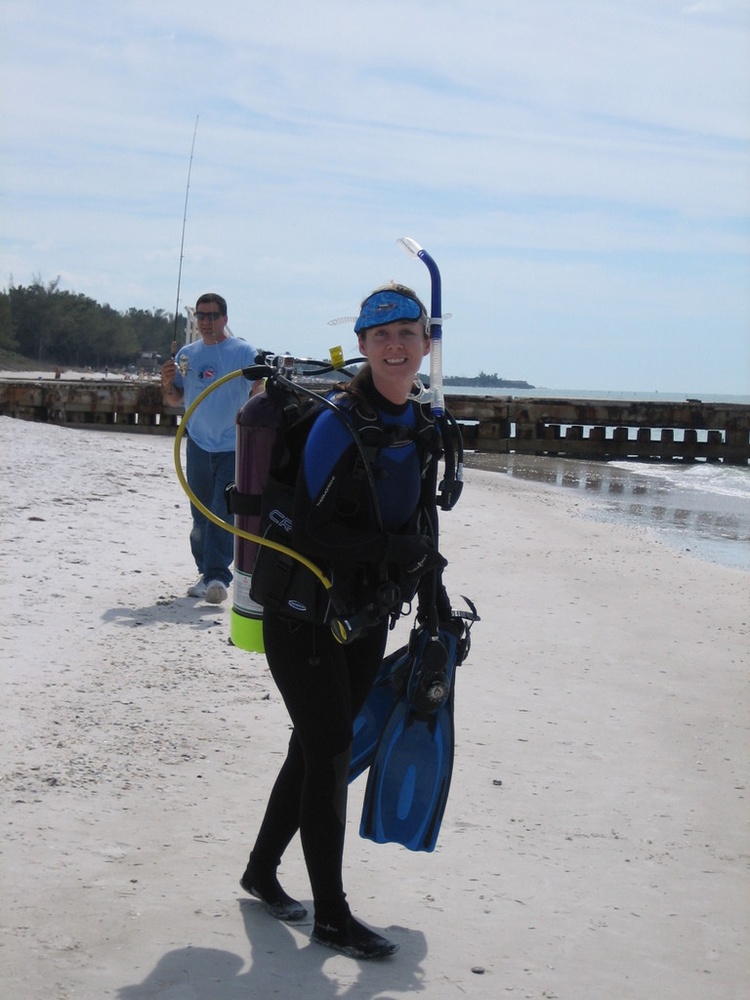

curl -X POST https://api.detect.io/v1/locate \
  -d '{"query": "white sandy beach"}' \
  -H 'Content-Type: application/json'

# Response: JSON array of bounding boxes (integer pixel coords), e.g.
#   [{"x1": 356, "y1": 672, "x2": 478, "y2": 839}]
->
[{"x1": 1, "y1": 414, "x2": 748, "y2": 1000}]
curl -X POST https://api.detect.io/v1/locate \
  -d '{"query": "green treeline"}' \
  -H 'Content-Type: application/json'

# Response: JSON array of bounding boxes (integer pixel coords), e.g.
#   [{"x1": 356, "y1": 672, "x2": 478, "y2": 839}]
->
[
  {"x1": 0, "y1": 279, "x2": 534, "y2": 386},
  {"x1": 0, "y1": 279, "x2": 184, "y2": 368},
  {"x1": 444, "y1": 371, "x2": 533, "y2": 389}
]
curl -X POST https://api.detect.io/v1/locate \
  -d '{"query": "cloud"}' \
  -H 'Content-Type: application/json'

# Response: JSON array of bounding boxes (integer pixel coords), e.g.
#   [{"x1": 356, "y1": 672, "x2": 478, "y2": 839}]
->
[{"x1": 1, "y1": 0, "x2": 748, "y2": 392}]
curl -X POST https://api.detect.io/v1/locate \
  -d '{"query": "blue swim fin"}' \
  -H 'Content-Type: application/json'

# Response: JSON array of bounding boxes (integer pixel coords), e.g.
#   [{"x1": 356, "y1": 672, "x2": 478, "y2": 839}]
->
[
  {"x1": 349, "y1": 643, "x2": 410, "y2": 781},
  {"x1": 358, "y1": 619, "x2": 469, "y2": 852}
]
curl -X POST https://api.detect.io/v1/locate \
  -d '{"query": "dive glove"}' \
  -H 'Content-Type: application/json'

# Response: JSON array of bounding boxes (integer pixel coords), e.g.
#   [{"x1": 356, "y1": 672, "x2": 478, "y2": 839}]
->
[{"x1": 385, "y1": 534, "x2": 447, "y2": 580}]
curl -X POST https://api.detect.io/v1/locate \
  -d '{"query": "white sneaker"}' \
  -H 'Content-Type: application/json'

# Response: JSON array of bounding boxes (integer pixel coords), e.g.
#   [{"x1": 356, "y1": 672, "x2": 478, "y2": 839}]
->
[
  {"x1": 187, "y1": 577, "x2": 208, "y2": 598},
  {"x1": 204, "y1": 580, "x2": 228, "y2": 604}
]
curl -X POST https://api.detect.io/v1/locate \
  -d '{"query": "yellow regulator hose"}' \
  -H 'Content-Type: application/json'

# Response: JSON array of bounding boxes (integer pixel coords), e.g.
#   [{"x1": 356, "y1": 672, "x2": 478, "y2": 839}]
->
[{"x1": 172, "y1": 369, "x2": 334, "y2": 594}]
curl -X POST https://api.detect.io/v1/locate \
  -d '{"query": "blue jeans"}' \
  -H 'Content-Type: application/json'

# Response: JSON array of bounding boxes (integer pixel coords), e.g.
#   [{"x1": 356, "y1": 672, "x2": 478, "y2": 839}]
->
[{"x1": 186, "y1": 438, "x2": 235, "y2": 586}]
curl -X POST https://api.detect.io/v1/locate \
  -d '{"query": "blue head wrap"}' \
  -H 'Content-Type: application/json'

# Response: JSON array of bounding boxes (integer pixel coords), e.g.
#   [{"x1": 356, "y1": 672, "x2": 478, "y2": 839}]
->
[{"x1": 354, "y1": 290, "x2": 425, "y2": 333}]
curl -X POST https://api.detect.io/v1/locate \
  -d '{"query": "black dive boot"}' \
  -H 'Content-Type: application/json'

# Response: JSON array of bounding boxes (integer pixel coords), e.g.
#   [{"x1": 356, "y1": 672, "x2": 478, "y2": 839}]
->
[
  {"x1": 240, "y1": 858, "x2": 307, "y2": 923},
  {"x1": 312, "y1": 914, "x2": 399, "y2": 960}
]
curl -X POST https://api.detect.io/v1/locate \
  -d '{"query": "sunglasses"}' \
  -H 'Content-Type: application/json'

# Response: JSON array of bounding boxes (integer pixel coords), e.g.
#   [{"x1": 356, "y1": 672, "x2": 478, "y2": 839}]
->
[{"x1": 196, "y1": 310, "x2": 223, "y2": 321}]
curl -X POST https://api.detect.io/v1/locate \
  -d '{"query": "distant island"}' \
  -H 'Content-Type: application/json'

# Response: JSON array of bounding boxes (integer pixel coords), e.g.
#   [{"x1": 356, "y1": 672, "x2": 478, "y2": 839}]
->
[{"x1": 443, "y1": 371, "x2": 534, "y2": 389}]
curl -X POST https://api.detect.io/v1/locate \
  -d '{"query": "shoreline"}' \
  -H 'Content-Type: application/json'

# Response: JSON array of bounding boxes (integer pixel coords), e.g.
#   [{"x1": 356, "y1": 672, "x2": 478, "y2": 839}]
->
[
  {"x1": 2, "y1": 417, "x2": 748, "y2": 999},
  {"x1": 465, "y1": 451, "x2": 750, "y2": 573}
]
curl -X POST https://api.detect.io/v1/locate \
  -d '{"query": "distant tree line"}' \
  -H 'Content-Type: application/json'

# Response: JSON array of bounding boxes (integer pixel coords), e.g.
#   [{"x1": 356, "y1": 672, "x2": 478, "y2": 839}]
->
[
  {"x1": 444, "y1": 371, "x2": 533, "y2": 388},
  {"x1": 0, "y1": 278, "x2": 185, "y2": 368}
]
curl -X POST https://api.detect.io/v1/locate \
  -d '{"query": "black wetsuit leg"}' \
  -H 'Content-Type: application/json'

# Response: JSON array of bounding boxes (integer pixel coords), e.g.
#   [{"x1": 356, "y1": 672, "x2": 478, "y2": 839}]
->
[{"x1": 250, "y1": 613, "x2": 388, "y2": 923}]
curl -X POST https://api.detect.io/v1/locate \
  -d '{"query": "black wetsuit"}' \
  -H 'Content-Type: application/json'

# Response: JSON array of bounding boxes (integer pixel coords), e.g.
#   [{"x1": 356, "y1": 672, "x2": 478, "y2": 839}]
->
[{"x1": 248, "y1": 385, "x2": 441, "y2": 926}]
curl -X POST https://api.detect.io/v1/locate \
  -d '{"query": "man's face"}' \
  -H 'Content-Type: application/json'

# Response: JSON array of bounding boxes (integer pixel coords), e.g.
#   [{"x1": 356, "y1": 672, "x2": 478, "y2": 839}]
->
[{"x1": 195, "y1": 303, "x2": 227, "y2": 341}]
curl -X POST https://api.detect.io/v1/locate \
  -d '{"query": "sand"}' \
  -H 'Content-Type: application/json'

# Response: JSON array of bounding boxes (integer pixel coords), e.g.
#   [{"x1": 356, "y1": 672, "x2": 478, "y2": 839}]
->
[{"x1": 1, "y1": 414, "x2": 747, "y2": 999}]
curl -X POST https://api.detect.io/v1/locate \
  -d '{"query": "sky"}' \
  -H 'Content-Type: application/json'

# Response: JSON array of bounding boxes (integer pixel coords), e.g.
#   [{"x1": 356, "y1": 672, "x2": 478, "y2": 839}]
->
[{"x1": 1, "y1": 0, "x2": 749, "y2": 395}]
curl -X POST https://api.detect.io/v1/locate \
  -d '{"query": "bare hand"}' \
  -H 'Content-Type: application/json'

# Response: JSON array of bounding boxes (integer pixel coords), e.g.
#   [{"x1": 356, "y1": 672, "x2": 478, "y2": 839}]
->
[
  {"x1": 161, "y1": 359, "x2": 177, "y2": 386},
  {"x1": 161, "y1": 359, "x2": 182, "y2": 404}
]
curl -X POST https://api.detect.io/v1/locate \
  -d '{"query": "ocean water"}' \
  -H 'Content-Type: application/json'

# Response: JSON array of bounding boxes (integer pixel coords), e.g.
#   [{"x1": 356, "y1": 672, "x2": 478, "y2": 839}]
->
[
  {"x1": 445, "y1": 385, "x2": 750, "y2": 405},
  {"x1": 464, "y1": 451, "x2": 750, "y2": 572},
  {"x1": 448, "y1": 384, "x2": 749, "y2": 572}
]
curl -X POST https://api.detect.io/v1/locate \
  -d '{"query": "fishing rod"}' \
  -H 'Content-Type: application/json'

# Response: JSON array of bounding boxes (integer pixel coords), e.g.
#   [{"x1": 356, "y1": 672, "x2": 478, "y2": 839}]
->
[{"x1": 171, "y1": 115, "x2": 200, "y2": 357}]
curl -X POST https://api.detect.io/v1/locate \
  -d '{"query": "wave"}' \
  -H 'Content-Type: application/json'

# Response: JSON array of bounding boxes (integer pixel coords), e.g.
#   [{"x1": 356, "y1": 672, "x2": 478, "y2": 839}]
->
[{"x1": 607, "y1": 462, "x2": 750, "y2": 501}]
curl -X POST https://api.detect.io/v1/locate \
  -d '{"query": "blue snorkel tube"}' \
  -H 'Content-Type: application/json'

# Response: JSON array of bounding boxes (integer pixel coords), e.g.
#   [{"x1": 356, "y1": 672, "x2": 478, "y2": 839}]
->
[{"x1": 397, "y1": 237, "x2": 444, "y2": 417}]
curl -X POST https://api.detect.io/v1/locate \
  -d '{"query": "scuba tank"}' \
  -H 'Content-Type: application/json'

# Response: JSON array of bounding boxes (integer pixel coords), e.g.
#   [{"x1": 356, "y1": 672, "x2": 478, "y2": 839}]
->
[
  {"x1": 227, "y1": 353, "x2": 359, "y2": 652},
  {"x1": 229, "y1": 387, "x2": 283, "y2": 653}
]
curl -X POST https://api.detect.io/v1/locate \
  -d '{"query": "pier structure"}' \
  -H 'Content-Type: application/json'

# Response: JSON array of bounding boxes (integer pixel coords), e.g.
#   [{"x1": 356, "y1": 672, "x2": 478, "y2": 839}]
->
[
  {"x1": 446, "y1": 395, "x2": 749, "y2": 465},
  {"x1": 0, "y1": 378, "x2": 176, "y2": 433},
  {"x1": 0, "y1": 379, "x2": 748, "y2": 464}
]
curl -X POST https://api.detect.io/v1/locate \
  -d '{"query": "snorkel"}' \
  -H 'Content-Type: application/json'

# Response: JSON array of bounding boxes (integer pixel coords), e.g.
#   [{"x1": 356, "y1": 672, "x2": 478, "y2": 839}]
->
[{"x1": 397, "y1": 237, "x2": 444, "y2": 416}]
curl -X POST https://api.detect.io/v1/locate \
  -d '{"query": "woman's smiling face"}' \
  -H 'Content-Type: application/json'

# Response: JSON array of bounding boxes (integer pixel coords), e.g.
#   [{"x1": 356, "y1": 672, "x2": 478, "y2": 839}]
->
[{"x1": 358, "y1": 320, "x2": 430, "y2": 402}]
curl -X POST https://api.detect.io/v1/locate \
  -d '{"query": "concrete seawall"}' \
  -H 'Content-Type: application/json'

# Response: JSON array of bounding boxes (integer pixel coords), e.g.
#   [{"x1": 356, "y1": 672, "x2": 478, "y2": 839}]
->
[
  {"x1": 1, "y1": 379, "x2": 747, "y2": 464},
  {"x1": 448, "y1": 395, "x2": 750, "y2": 464}
]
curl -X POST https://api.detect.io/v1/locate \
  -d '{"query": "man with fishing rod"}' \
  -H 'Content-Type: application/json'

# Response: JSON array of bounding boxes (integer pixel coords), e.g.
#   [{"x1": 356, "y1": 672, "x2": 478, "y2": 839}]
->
[{"x1": 161, "y1": 292, "x2": 257, "y2": 603}]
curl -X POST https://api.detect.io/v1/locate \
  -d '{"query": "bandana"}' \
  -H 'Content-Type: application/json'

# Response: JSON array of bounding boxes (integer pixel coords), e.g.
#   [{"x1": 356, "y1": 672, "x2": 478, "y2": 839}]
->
[{"x1": 354, "y1": 290, "x2": 424, "y2": 333}]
